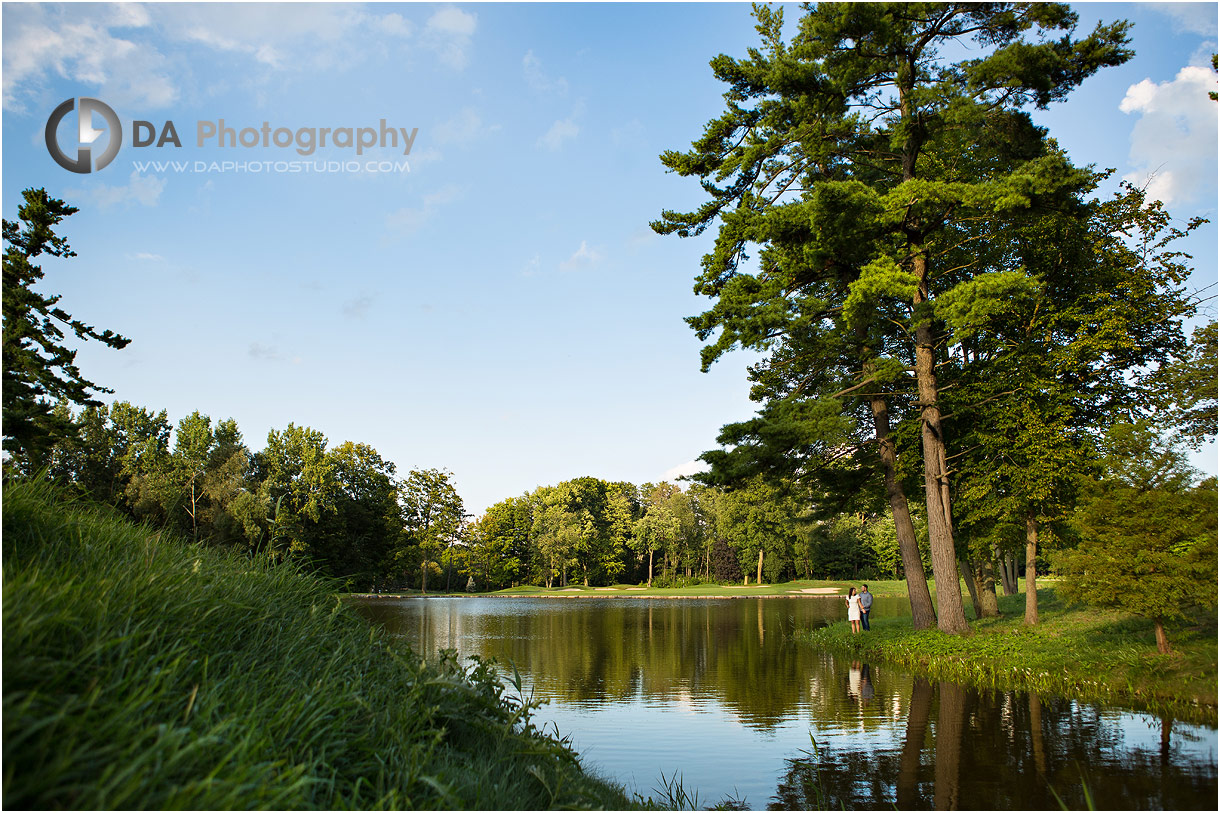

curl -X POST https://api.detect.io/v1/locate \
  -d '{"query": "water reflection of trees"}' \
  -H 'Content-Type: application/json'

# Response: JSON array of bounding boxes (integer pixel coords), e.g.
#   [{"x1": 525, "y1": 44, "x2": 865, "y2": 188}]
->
[
  {"x1": 770, "y1": 673, "x2": 1217, "y2": 810},
  {"x1": 357, "y1": 599, "x2": 1215, "y2": 810},
  {"x1": 376, "y1": 598, "x2": 858, "y2": 727}
]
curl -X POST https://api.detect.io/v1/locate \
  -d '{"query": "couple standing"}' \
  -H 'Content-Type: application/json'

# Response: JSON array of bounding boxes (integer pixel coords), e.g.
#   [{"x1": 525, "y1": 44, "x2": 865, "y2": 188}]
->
[{"x1": 845, "y1": 585, "x2": 872, "y2": 633}]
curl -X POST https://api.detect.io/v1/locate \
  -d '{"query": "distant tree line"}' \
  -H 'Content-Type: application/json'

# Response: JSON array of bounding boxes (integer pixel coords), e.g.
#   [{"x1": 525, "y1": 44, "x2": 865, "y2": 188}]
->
[{"x1": 15, "y1": 399, "x2": 933, "y2": 591}]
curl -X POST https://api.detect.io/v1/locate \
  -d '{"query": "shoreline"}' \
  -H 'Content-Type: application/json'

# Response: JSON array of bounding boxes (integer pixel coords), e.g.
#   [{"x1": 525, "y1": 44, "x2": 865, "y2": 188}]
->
[{"x1": 800, "y1": 591, "x2": 1218, "y2": 726}]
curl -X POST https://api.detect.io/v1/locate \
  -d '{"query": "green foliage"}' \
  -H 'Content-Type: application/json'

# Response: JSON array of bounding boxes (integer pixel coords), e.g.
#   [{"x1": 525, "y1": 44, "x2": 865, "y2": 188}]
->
[
  {"x1": 1055, "y1": 423, "x2": 1218, "y2": 650},
  {"x1": 2, "y1": 478, "x2": 635, "y2": 809},
  {"x1": 1147, "y1": 320, "x2": 1218, "y2": 448},
  {"x1": 3, "y1": 189, "x2": 130, "y2": 469},
  {"x1": 656, "y1": 2, "x2": 1137, "y2": 635},
  {"x1": 399, "y1": 467, "x2": 465, "y2": 593}
]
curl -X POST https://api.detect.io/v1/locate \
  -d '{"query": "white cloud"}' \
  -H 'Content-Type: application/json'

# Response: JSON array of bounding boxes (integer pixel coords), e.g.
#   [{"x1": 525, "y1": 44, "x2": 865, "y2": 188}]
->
[
  {"x1": 2, "y1": 4, "x2": 421, "y2": 112},
  {"x1": 560, "y1": 240, "x2": 604, "y2": 271},
  {"x1": 538, "y1": 118, "x2": 579, "y2": 151},
  {"x1": 523, "y1": 50, "x2": 568, "y2": 95},
  {"x1": 423, "y1": 6, "x2": 477, "y2": 69},
  {"x1": 662, "y1": 460, "x2": 709, "y2": 482},
  {"x1": 131, "y1": 251, "x2": 164, "y2": 261},
  {"x1": 1119, "y1": 65, "x2": 1218, "y2": 206},
  {"x1": 3, "y1": 4, "x2": 176, "y2": 112},
  {"x1": 71, "y1": 170, "x2": 166, "y2": 210}
]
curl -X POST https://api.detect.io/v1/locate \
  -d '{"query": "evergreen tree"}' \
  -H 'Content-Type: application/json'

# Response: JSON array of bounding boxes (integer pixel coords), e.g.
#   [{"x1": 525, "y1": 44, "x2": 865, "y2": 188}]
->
[
  {"x1": 3, "y1": 189, "x2": 130, "y2": 469},
  {"x1": 655, "y1": 3, "x2": 1133, "y2": 632}
]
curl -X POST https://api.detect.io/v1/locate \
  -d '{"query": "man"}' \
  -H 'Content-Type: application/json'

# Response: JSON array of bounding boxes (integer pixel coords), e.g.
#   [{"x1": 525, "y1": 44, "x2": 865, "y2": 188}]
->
[{"x1": 859, "y1": 584, "x2": 873, "y2": 631}]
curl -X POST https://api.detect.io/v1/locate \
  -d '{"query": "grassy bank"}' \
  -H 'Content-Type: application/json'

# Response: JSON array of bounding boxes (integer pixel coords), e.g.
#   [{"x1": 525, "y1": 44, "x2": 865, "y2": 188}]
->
[
  {"x1": 356, "y1": 578, "x2": 917, "y2": 600},
  {"x1": 801, "y1": 588, "x2": 1218, "y2": 725},
  {"x1": 2, "y1": 479, "x2": 637, "y2": 810}
]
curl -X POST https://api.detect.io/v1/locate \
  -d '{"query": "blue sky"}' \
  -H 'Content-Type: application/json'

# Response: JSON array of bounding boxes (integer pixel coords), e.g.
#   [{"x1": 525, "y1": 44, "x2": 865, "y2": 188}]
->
[{"x1": 3, "y1": 2, "x2": 1217, "y2": 513}]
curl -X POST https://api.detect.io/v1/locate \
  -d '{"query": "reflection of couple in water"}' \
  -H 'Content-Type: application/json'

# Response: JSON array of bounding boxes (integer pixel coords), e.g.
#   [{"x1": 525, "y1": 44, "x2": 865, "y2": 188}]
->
[
  {"x1": 847, "y1": 660, "x2": 875, "y2": 704},
  {"x1": 844, "y1": 585, "x2": 872, "y2": 633}
]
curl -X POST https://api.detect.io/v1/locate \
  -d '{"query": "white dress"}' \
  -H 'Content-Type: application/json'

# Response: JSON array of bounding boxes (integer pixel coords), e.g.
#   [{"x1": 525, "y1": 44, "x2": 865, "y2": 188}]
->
[{"x1": 847, "y1": 594, "x2": 862, "y2": 622}]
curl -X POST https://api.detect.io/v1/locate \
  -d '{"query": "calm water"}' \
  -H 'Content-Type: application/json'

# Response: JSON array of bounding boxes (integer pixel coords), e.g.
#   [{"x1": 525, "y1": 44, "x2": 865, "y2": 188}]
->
[{"x1": 351, "y1": 596, "x2": 1217, "y2": 810}]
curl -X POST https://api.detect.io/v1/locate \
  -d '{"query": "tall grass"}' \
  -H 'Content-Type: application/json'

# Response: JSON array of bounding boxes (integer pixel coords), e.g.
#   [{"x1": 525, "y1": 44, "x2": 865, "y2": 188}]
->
[{"x1": 2, "y1": 478, "x2": 635, "y2": 809}]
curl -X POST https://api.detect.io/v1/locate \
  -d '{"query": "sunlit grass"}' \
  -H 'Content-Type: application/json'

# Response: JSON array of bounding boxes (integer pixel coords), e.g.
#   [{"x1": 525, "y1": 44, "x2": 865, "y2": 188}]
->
[
  {"x1": 801, "y1": 588, "x2": 1218, "y2": 725},
  {"x1": 2, "y1": 478, "x2": 638, "y2": 809}
]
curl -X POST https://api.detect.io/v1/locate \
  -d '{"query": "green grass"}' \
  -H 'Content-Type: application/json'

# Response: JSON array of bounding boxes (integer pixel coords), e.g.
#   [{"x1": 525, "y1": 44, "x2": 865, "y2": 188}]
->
[
  {"x1": 801, "y1": 588, "x2": 1218, "y2": 725},
  {"x1": 359, "y1": 578, "x2": 917, "y2": 599},
  {"x1": 2, "y1": 479, "x2": 638, "y2": 810}
]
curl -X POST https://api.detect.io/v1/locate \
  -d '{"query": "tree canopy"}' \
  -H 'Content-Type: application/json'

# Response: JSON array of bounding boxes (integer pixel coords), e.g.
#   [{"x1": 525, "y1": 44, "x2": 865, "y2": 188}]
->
[{"x1": 653, "y1": 2, "x2": 1174, "y2": 633}]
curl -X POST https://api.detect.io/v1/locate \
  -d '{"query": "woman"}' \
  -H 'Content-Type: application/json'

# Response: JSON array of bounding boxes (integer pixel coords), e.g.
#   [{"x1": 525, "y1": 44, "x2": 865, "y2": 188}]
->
[{"x1": 845, "y1": 587, "x2": 862, "y2": 634}]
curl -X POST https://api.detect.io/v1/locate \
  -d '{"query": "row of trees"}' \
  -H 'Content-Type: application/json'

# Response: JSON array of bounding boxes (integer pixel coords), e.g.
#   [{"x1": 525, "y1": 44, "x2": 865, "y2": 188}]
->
[
  {"x1": 28, "y1": 399, "x2": 463, "y2": 592},
  {"x1": 2, "y1": 186, "x2": 929, "y2": 594},
  {"x1": 471, "y1": 475, "x2": 921, "y2": 591},
  {"x1": 653, "y1": 2, "x2": 1217, "y2": 641},
  {"x1": 25, "y1": 398, "x2": 927, "y2": 592}
]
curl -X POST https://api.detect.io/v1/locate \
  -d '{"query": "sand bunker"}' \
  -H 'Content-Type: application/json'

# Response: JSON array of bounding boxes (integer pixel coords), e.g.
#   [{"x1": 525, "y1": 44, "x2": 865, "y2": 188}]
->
[{"x1": 786, "y1": 587, "x2": 843, "y2": 594}]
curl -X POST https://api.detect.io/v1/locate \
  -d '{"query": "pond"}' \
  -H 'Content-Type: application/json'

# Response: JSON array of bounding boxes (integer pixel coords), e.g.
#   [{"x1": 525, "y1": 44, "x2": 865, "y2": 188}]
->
[{"x1": 351, "y1": 595, "x2": 1217, "y2": 810}]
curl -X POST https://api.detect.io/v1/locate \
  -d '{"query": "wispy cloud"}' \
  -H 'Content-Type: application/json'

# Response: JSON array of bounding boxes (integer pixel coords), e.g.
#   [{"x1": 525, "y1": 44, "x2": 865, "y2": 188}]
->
[
  {"x1": 385, "y1": 184, "x2": 464, "y2": 237},
  {"x1": 434, "y1": 107, "x2": 485, "y2": 145},
  {"x1": 3, "y1": 4, "x2": 175, "y2": 112},
  {"x1": 523, "y1": 50, "x2": 568, "y2": 95},
  {"x1": 70, "y1": 171, "x2": 166, "y2": 210},
  {"x1": 1146, "y1": 2, "x2": 1219, "y2": 37},
  {"x1": 342, "y1": 294, "x2": 376, "y2": 320},
  {"x1": 559, "y1": 240, "x2": 603, "y2": 271},
  {"x1": 3, "y1": 4, "x2": 450, "y2": 113},
  {"x1": 423, "y1": 5, "x2": 477, "y2": 70},
  {"x1": 538, "y1": 117, "x2": 579, "y2": 151},
  {"x1": 248, "y1": 342, "x2": 281, "y2": 361}
]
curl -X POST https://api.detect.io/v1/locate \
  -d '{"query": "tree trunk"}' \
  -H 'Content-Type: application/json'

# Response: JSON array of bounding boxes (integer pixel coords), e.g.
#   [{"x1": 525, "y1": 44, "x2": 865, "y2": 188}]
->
[
  {"x1": 960, "y1": 552, "x2": 982, "y2": 620},
  {"x1": 1154, "y1": 618, "x2": 1171, "y2": 654},
  {"x1": 647, "y1": 549, "x2": 654, "y2": 588},
  {"x1": 1024, "y1": 510, "x2": 1039, "y2": 625},
  {"x1": 997, "y1": 545, "x2": 1019, "y2": 595},
  {"x1": 974, "y1": 557, "x2": 1000, "y2": 617},
  {"x1": 913, "y1": 250, "x2": 970, "y2": 635},
  {"x1": 898, "y1": 70, "x2": 967, "y2": 635},
  {"x1": 757, "y1": 548, "x2": 764, "y2": 585},
  {"x1": 421, "y1": 560, "x2": 428, "y2": 595},
  {"x1": 868, "y1": 394, "x2": 937, "y2": 630}
]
